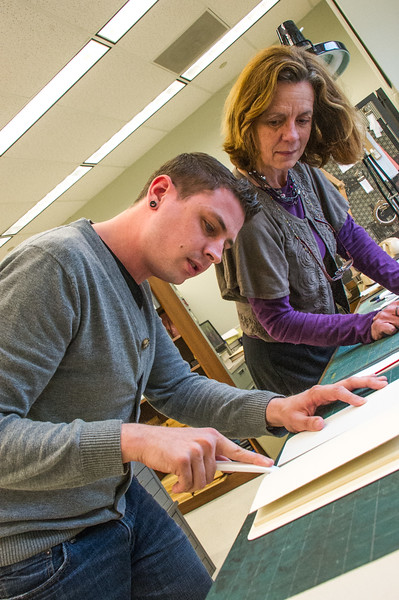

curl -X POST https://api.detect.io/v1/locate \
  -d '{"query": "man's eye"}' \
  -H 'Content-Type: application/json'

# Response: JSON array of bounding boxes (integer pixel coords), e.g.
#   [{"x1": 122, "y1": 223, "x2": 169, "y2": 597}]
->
[{"x1": 203, "y1": 220, "x2": 215, "y2": 234}]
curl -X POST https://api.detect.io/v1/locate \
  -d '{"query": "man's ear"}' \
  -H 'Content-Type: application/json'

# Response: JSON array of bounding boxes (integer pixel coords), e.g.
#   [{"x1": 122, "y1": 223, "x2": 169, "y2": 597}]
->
[{"x1": 147, "y1": 175, "x2": 174, "y2": 209}]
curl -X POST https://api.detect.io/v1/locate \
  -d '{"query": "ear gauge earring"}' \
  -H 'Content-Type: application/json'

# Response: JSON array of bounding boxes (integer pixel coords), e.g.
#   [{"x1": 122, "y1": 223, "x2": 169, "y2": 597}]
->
[{"x1": 149, "y1": 200, "x2": 158, "y2": 208}]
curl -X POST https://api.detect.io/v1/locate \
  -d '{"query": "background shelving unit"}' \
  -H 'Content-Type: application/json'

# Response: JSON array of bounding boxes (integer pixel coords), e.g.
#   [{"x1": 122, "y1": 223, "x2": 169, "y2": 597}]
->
[{"x1": 139, "y1": 276, "x2": 264, "y2": 514}]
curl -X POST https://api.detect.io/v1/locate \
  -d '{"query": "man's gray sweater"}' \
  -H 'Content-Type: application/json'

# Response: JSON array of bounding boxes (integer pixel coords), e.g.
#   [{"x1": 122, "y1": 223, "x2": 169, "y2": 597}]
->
[{"x1": 0, "y1": 219, "x2": 277, "y2": 566}]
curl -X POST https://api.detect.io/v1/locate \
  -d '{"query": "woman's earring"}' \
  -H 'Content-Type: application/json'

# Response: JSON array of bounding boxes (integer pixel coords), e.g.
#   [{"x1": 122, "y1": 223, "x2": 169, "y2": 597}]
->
[{"x1": 149, "y1": 200, "x2": 158, "y2": 208}]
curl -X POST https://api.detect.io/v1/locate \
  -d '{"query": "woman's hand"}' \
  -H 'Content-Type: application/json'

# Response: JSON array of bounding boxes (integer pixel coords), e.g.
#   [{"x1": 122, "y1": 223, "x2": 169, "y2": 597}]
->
[
  {"x1": 266, "y1": 374, "x2": 388, "y2": 433},
  {"x1": 371, "y1": 301, "x2": 399, "y2": 340}
]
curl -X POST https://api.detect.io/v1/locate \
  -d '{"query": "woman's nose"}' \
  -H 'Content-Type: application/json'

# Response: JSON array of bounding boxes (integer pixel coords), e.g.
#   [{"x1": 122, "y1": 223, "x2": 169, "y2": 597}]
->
[{"x1": 282, "y1": 121, "x2": 299, "y2": 141}]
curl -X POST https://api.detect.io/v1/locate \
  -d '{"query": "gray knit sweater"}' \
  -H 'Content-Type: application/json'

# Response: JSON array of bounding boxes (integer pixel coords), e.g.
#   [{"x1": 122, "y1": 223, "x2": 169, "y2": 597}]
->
[{"x1": 0, "y1": 219, "x2": 277, "y2": 566}]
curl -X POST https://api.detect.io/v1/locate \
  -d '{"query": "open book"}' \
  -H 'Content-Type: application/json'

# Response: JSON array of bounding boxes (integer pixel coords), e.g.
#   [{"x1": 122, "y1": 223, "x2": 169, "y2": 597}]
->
[{"x1": 248, "y1": 378, "x2": 399, "y2": 541}]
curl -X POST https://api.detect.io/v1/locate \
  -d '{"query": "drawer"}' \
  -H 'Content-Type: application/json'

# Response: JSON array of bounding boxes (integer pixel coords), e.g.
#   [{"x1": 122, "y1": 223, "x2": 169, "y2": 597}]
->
[{"x1": 231, "y1": 362, "x2": 254, "y2": 389}]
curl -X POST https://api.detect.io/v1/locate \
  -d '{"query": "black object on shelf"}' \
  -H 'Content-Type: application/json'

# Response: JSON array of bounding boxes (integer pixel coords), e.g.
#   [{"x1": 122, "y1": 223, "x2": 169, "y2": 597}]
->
[
  {"x1": 199, "y1": 320, "x2": 226, "y2": 354},
  {"x1": 276, "y1": 20, "x2": 350, "y2": 77},
  {"x1": 362, "y1": 153, "x2": 399, "y2": 219}
]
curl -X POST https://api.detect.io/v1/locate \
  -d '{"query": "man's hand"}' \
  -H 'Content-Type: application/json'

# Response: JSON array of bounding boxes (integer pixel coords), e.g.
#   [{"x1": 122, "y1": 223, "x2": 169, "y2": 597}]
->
[
  {"x1": 121, "y1": 423, "x2": 273, "y2": 493},
  {"x1": 371, "y1": 301, "x2": 399, "y2": 340},
  {"x1": 266, "y1": 374, "x2": 388, "y2": 433}
]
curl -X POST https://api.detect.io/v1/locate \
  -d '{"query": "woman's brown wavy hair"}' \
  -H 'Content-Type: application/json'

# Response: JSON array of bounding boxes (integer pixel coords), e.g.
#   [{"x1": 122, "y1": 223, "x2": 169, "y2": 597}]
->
[{"x1": 223, "y1": 45, "x2": 364, "y2": 171}]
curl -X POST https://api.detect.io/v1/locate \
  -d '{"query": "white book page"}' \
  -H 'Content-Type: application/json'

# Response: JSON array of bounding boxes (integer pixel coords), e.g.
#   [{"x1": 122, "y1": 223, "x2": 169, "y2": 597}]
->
[
  {"x1": 250, "y1": 390, "x2": 399, "y2": 514},
  {"x1": 248, "y1": 436, "x2": 398, "y2": 539},
  {"x1": 278, "y1": 377, "x2": 399, "y2": 466}
]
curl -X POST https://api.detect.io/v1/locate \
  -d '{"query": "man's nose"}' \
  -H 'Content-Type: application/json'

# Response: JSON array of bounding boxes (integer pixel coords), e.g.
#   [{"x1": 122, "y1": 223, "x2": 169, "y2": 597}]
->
[{"x1": 205, "y1": 240, "x2": 224, "y2": 264}]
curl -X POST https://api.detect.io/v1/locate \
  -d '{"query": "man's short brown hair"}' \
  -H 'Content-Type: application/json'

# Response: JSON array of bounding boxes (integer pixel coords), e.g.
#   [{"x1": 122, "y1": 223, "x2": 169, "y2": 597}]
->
[{"x1": 137, "y1": 152, "x2": 260, "y2": 222}]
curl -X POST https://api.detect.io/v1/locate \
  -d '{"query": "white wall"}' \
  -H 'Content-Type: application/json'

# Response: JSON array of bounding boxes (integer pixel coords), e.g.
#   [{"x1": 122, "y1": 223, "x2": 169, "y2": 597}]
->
[
  {"x1": 300, "y1": 1, "x2": 392, "y2": 104},
  {"x1": 330, "y1": 0, "x2": 399, "y2": 94},
  {"x1": 67, "y1": 0, "x2": 397, "y2": 335}
]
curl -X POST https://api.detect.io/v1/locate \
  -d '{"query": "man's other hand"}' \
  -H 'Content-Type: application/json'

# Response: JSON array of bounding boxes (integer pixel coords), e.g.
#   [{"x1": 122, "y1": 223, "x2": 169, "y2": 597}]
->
[{"x1": 266, "y1": 374, "x2": 388, "y2": 433}]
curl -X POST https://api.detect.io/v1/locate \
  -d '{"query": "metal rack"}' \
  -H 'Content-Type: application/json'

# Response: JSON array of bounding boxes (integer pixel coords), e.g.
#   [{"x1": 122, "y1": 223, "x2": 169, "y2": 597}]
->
[{"x1": 323, "y1": 88, "x2": 399, "y2": 243}]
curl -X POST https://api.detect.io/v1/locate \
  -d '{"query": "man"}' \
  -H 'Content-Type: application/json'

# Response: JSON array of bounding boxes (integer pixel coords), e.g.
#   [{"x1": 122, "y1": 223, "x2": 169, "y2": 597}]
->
[{"x1": 0, "y1": 153, "x2": 386, "y2": 599}]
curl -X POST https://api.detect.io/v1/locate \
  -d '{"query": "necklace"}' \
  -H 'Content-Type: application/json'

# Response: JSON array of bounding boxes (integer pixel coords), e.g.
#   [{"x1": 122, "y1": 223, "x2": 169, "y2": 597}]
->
[{"x1": 247, "y1": 169, "x2": 301, "y2": 205}]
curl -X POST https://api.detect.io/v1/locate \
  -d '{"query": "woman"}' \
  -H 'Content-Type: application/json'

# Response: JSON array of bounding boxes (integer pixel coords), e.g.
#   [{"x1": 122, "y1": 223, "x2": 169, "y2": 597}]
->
[{"x1": 216, "y1": 45, "x2": 399, "y2": 395}]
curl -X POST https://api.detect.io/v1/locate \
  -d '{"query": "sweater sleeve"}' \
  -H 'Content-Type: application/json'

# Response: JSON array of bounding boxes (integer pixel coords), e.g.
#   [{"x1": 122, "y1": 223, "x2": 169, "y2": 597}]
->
[
  {"x1": 143, "y1": 316, "x2": 285, "y2": 438},
  {"x1": 337, "y1": 214, "x2": 399, "y2": 293},
  {"x1": 0, "y1": 244, "x2": 125, "y2": 492},
  {"x1": 247, "y1": 213, "x2": 399, "y2": 347},
  {"x1": 248, "y1": 295, "x2": 375, "y2": 346}
]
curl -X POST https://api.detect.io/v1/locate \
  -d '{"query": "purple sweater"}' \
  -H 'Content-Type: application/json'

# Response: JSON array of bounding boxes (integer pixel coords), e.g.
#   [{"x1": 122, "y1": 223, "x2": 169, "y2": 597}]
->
[{"x1": 249, "y1": 198, "x2": 399, "y2": 346}]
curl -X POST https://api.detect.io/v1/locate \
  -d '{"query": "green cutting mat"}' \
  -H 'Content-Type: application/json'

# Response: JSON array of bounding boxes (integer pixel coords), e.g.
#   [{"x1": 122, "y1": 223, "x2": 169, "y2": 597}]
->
[
  {"x1": 321, "y1": 332, "x2": 399, "y2": 385},
  {"x1": 308, "y1": 332, "x2": 399, "y2": 423},
  {"x1": 279, "y1": 341, "x2": 399, "y2": 452},
  {"x1": 208, "y1": 300, "x2": 399, "y2": 599},
  {"x1": 207, "y1": 471, "x2": 399, "y2": 600}
]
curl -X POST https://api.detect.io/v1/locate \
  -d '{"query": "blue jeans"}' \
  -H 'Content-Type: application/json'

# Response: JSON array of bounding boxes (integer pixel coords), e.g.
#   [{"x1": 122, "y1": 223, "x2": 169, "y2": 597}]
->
[{"x1": 0, "y1": 478, "x2": 212, "y2": 600}]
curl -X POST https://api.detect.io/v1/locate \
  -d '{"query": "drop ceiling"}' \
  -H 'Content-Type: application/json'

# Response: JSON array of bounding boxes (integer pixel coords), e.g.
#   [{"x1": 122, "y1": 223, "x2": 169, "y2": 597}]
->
[{"x1": 0, "y1": 0, "x2": 320, "y2": 259}]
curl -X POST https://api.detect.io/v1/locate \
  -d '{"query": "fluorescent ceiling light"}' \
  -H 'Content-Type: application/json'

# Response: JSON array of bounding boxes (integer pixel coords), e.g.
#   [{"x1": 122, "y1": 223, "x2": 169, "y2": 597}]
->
[
  {"x1": 0, "y1": 41, "x2": 109, "y2": 157},
  {"x1": 97, "y1": 0, "x2": 158, "y2": 43},
  {"x1": 2, "y1": 166, "x2": 92, "y2": 236},
  {"x1": 0, "y1": 237, "x2": 12, "y2": 248},
  {"x1": 85, "y1": 80, "x2": 185, "y2": 164},
  {"x1": 181, "y1": 0, "x2": 279, "y2": 81}
]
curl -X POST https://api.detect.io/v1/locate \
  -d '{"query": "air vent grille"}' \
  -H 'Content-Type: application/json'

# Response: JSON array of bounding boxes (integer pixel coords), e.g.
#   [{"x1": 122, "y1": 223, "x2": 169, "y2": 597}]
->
[{"x1": 154, "y1": 11, "x2": 228, "y2": 74}]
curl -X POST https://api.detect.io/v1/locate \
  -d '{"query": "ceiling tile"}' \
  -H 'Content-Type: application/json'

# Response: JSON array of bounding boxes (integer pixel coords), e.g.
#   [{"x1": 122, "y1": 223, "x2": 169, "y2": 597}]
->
[
  {"x1": 12, "y1": 200, "x2": 89, "y2": 237},
  {"x1": 100, "y1": 126, "x2": 170, "y2": 168},
  {"x1": 0, "y1": 202, "x2": 36, "y2": 235},
  {"x1": 1, "y1": 0, "x2": 93, "y2": 98},
  {"x1": 0, "y1": 156, "x2": 83, "y2": 210},
  {"x1": 185, "y1": 38, "x2": 259, "y2": 95},
  {"x1": 144, "y1": 84, "x2": 211, "y2": 133},
  {"x1": 5, "y1": 103, "x2": 127, "y2": 164},
  {"x1": 116, "y1": 0, "x2": 207, "y2": 63},
  {"x1": 57, "y1": 46, "x2": 176, "y2": 121},
  {"x1": 206, "y1": 0, "x2": 265, "y2": 26},
  {"x1": 29, "y1": 0, "x2": 127, "y2": 32},
  {"x1": 0, "y1": 92, "x2": 32, "y2": 131},
  {"x1": 55, "y1": 164, "x2": 126, "y2": 203}
]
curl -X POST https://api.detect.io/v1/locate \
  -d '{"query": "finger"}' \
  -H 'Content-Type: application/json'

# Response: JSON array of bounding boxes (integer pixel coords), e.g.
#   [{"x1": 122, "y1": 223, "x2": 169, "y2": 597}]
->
[
  {"x1": 342, "y1": 375, "x2": 388, "y2": 391},
  {"x1": 215, "y1": 454, "x2": 230, "y2": 462},
  {"x1": 286, "y1": 413, "x2": 325, "y2": 433},
  {"x1": 216, "y1": 437, "x2": 274, "y2": 466},
  {"x1": 318, "y1": 375, "x2": 388, "y2": 409},
  {"x1": 203, "y1": 451, "x2": 217, "y2": 487},
  {"x1": 190, "y1": 448, "x2": 212, "y2": 492},
  {"x1": 305, "y1": 384, "x2": 366, "y2": 412},
  {"x1": 330, "y1": 386, "x2": 367, "y2": 407},
  {"x1": 380, "y1": 322, "x2": 398, "y2": 336},
  {"x1": 171, "y1": 454, "x2": 197, "y2": 494}
]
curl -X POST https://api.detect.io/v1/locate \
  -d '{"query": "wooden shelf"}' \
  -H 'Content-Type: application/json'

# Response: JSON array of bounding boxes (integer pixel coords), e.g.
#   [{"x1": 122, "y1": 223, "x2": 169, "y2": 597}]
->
[
  {"x1": 161, "y1": 471, "x2": 262, "y2": 515},
  {"x1": 149, "y1": 277, "x2": 235, "y2": 385}
]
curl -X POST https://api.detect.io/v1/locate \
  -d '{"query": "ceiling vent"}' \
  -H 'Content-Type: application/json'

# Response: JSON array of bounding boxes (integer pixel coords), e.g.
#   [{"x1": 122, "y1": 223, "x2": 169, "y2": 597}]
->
[{"x1": 154, "y1": 11, "x2": 228, "y2": 75}]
